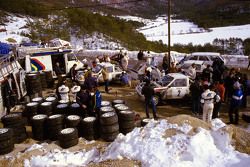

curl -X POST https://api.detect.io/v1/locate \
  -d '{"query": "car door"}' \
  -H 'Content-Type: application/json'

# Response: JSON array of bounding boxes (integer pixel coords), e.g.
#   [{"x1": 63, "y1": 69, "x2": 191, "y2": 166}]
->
[{"x1": 166, "y1": 78, "x2": 188, "y2": 99}]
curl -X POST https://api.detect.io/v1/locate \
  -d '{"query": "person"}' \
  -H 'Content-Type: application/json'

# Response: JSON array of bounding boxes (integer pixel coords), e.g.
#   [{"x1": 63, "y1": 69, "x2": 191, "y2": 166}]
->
[
  {"x1": 162, "y1": 53, "x2": 169, "y2": 75},
  {"x1": 190, "y1": 78, "x2": 202, "y2": 115},
  {"x1": 145, "y1": 66, "x2": 152, "y2": 81},
  {"x1": 69, "y1": 64, "x2": 77, "y2": 81},
  {"x1": 83, "y1": 71, "x2": 98, "y2": 92},
  {"x1": 200, "y1": 82, "x2": 220, "y2": 123},
  {"x1": 137, "y1": 50, "x2": 144, "y2": 60},
  {"x1": 93, "y1": 88, "x2": 102, "y2": 120},
  {"x1": 120, "y1": 72, "x2": 131, "y2": 87},
  {"x1": 71, "y1": 82, "x2": 81, "y2": 102},
  {"x1": 54, "y1": 62, "x2": 63, "y2": 76},
  {"x1": 228, "y1": 81, "x2": 243, "y2": 125},
  {"x1": 121, "y1": 52, "x2": 129, "y2": 71},
  {"x1": 58, "y1": 80, "x2": 70, "y2": 102},
  {"x1": 202, "y1": 64, "x2": 213, "y2": 82},
  {"x1": 76, "y1": 88, "x2": 89, "y2": 117},
  {"x1": 212, "y1": 80, "x2": 225, "y2": 119},
  {"x1": 104, "y1": 55, "x2": 111, "y2": 63},
  {"x1": 102, "y1": 67, "x2": 110, "y2": 93},
  {"x1": 187, "y1": 63, "x2": 196, "y2": 80},
  {"x1": 169, "y1": 62, "x2": 178, "y2": 73},
  {"x1": 141, "y1": 79, "x2": 157, "y2": 119}
]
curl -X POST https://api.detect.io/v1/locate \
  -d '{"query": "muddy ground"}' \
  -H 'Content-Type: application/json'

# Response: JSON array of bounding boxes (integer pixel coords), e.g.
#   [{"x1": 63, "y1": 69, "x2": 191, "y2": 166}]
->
[{"x1": 0, "y1": 75, "x2": 250, "y2": 166}]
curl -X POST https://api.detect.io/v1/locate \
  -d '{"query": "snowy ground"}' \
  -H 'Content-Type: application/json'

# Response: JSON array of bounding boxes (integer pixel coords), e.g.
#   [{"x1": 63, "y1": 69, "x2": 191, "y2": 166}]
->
[
  {"x1": 23, "y1": 119, "x2": 250, "y2": 167},
  {"x1": 120, "y1": 16, "x2": 250, "y2": 46}
]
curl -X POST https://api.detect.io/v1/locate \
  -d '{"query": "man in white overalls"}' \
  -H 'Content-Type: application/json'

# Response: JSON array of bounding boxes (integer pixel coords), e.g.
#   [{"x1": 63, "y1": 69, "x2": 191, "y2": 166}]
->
[
  {"x1": 71, "y1": 84, "x2": 81, "y2": 102},
  {"x1": 58, "y1": 81, "x2": 70, "y2": 102},
  {"x1": 201, "y1": 82, "x2": 220, "y2": 123}
]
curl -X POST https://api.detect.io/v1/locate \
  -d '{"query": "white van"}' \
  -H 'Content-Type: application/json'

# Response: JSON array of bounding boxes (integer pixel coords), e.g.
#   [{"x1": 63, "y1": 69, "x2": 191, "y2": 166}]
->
[{"x1": 18, "y1": 46, "x2": 84, "y2": 76}]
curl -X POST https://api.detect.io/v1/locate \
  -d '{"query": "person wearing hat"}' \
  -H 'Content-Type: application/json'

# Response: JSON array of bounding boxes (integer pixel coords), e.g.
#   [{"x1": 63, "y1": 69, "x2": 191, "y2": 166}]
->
[
  {"x1": 141, "y1": 79, "x2": 157, "y2": 119},
  {"x1": 187, "y1": 63, "x2": 196, "y2": 80},
  {"x1": 228, "y1": 80, "x2": 243, "y2": 124},
  {"x1": 71, "y1": 82, "x2": 81, "y2": 102},
  {"x1": 200, "y1": 82, "x2": 220, "y2": 123},
  {"x1": 58, "y1": 80, "x2": 70, "y2": 102}
]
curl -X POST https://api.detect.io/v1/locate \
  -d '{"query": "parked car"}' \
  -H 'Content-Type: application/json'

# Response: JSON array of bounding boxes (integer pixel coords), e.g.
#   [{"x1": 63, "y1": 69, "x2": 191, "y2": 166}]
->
[
  {"x1": 76, "y1": 62, "x2": 124, "y2": 83},
  {"x1": 136, "y1": 73, "x2": 191, "y2": 105},
  {"x1": 178, "y1": 52, "x2": 225, "y2": 66},
  {"x1": 178, "y1": 60, "x2": 206, "y2": 76}
]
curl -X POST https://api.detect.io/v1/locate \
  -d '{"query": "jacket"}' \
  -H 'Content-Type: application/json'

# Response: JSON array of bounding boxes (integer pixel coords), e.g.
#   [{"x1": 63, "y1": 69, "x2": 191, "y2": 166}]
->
[
  {"x1": 142, "y1": 84, "x2": 155, "y2": 101},
  {"x1": 231, "y1": 88, "x2": 243, "y2": 107}
]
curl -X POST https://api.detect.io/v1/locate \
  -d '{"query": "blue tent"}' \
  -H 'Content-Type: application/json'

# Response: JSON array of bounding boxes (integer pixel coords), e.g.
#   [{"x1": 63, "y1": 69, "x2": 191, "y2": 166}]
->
[{"x1": 0, "y1": 42, "x2": 11, "y2": 55}]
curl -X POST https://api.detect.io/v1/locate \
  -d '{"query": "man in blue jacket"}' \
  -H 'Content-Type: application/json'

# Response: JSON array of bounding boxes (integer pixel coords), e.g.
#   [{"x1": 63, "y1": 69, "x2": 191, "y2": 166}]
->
[{"x1": 228, "y1": 81, "x2": 243, "y2": 125}]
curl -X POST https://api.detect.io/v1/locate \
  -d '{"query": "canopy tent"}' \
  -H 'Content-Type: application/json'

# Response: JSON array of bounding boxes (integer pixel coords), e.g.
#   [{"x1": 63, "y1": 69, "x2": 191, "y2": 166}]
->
[{"x1": 0, "y1": 42, "x2": 11, "y2": 55}]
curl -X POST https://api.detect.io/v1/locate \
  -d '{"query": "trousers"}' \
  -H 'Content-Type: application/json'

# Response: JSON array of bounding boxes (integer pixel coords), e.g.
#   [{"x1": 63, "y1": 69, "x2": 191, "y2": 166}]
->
[{"x1": 202, "y1": 103, "x2": 214, "y2": 123}]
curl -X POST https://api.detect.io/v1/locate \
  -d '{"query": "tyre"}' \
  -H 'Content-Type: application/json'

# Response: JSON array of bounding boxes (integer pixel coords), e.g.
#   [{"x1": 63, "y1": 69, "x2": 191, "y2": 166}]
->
[
  {"x1": 101, "y1": 131, "x2": 119, "y2": 142},
  {"x1": 101, "y1": 123, "x2": 119, "y2": 134},
  {"x1": 56, "y1": 104, "x2": 68, "y2": 115},
  {"x1": 115, "y1": 105, "x2": 129, "y2": 113},
  {"x1": 101, "y1": 101, "x2": 111, "y2": 107},
  {"x1": 0, "y1": 144, "x2": 14, "y2": 155},
  {"x1": 120, "y1": 127, "x2": 134, "y2": 135},
  {"x1": 31, "y1": 114, "x2": 48, "y2": 140},
  {"x1": 100, "y1": 106, "x2": 114, "y2": 114},
  {"x1": 112, "y1": 99, "x2": 125, "y2": 106},
  {"x1": 45, "y1": 96, "x2": 58, "y2": 108},
  {"x1": 60, "y1": 138, "x2": 78, "y2": 149},
  {"x1": 23, "y1": 102, "x2": 39, "y2": 118},
  {"x1": 65, "y1": 115, "x2": 81, "y2": 128},
  {"x1": 100, "y1": 112, "x2": 118, "y2": 125},
  {"x1": 1, "y1": 113, "x2": 23, "y2": 125},
  {"x1": 3, "y1": 118, "x2": 27, "y2": 128},
  {"x1": 0, "y1": 128, "x2": 13, "y2": 142},
  {"x1": 0, "y1": 138, "x2": 13, "y2": 149},
  {"x1": 32, "y1": 97, "x2": 43, "y2": 104},
  {"x1": 59, "y1": 128, "x2": 78, "y2": 142},
  {"x1": 31, "y1": 114, "x2": 48, "y2": 126},
  {"x1": 14, "y1": 132, "x2": 27, "y2": 143},
  {"x1": 242, "y1": 112, "x2": 250, "y2": 123},
  {"x1": 39, "y1": 102, "x2": 53, "y2": 115},
  {"x1": 80, "y1": 117, "x2": 97, "y2": 137},
  {"x1": 119, "y1": 120, "x2": 135, "y2": 129},
  {"x1": 70, "y1": 103, "x2": 82, "y2": 116},
  {"x1": 141, "y1": 118, "x2": 151, "y2": 126},
  {"x1": 47, "y1": 114, "x2": 64, "y2": 126},
  {"x1": 118, "y1": 110, "x2": 135, "y2": 121}
]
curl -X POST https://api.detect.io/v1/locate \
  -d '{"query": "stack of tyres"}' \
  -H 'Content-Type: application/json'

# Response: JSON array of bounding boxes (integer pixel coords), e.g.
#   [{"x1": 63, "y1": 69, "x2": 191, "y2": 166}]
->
[
  {"x1": 100, "y1": 112, "x2": 119, "y2": 142},
  {"x1": 39, "y1": 102, "x2": 53, "y2": 116},
  {"x1": 1, "y1": 113, "x2": 27, "y2": 143},
  {"x1": 31, "y1": 114, "x2": 48, "y2": 141},
  {"x1": 65, "y1": 115, "x2": 81, "y2": 129},
  {"x1": 112, "y1": 99, "x2": 125, "y2": 106},
  {"x1": 59, "y1": 128, "x2": 78, "y2": 148},
  {"x1": 0, "y1": 128, "x2": 14, "y2": 155},
  {"x1": 46, "y1": 114, "x2": 64, "y2": 140},
  {"x1": 26, "y1": 73, "x2": 42, "y2": 95},
  {"x1": 45, "y1": 96, "x2": 58, "y2": 110},
  {"x1": 32, "y1": 97, "x2": 43, "y2": 105},
  {"x1": 70, "y1": 103, "x2": 82, "y2": 116},
  {"x1": 80, "y1": 117, "x2": 98, "y2": 140},
  {"x1": 39, "y1": 71, "x2": 47, "y2": 89},
  {"x1": 118, "y1": 110, "x2": 135, "y2": 135},
  {"x1": 101, "y1": 101, "x2": 111, "y2": 107},
  {"x1": 56, "y1": 103, "x2": 68, "y2": 115},
  {"x1": 44, "y1": 70, "x2": 54, "y2": 88},
  {"x1": 23, "y1": 102, "x2": 39, "y2": 122}
]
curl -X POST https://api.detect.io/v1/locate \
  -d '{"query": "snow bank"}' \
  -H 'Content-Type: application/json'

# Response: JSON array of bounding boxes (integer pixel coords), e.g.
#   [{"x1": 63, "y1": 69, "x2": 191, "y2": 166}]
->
[{"x1": 24, "y1": 118, "x2": 250, "y2": 167}]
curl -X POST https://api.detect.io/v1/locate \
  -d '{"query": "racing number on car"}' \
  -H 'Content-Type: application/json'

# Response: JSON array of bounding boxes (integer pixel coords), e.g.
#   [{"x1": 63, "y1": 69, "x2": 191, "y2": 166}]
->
[{"x1": 177, "y1": 90, "x2": 181, "y2": 96}]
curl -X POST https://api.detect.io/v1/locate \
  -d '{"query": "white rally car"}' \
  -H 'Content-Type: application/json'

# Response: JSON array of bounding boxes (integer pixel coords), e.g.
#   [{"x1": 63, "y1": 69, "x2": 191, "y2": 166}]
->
[{"x1": 135, "y1": 73, "x2": 191, "y2": 105}]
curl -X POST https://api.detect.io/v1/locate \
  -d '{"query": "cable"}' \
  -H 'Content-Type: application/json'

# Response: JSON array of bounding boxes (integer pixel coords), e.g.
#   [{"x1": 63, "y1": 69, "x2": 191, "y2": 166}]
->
[{"x1": 49, "y1": 0, "x2": 144, "y2": 11}]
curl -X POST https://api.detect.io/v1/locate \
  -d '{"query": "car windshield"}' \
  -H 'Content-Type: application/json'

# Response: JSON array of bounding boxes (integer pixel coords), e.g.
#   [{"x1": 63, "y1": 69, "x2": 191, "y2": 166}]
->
[{"x1": 157, "y1": 75, "x2": 174, "y2": 86}]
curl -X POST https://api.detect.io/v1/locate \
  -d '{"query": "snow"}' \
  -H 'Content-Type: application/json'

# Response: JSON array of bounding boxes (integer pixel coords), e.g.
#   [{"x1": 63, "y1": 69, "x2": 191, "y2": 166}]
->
[
  {"x1": 24, "y1": 119, "x2": 250, "y2": 167},
  {"x1": 0, "y1": 15, "x2": 30, "y2": 43},
  {"x1": 119, "y1": 16, "x2": 250, "y2": 45}
]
